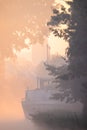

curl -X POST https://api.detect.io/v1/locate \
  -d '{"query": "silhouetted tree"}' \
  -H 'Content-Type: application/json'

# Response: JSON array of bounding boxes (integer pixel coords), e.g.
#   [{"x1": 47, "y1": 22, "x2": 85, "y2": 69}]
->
[{"x1": 47, "y1": 0, "x2": 87, "y2": 117}]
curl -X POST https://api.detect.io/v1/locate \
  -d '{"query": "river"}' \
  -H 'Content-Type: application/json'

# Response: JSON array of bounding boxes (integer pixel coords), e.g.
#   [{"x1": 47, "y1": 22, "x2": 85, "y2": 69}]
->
[{"x1": 0, "y1": 119, "x2": 60, "y2": 130}]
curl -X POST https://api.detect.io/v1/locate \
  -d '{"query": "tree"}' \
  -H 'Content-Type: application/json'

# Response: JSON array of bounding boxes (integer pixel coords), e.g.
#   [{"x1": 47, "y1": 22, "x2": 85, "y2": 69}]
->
[
  {"x1": 48, "y1": 0, "x2": 87, "y2": 77},
  {"x1": 0, "y1": 0, "x2": 53, "y2": 104},
  {"x1": 0, "y1": 0, "x2": 52, "y2": 73},
  {"x1": 47, "y1": 0, "x2": 87, "y2": 117}
]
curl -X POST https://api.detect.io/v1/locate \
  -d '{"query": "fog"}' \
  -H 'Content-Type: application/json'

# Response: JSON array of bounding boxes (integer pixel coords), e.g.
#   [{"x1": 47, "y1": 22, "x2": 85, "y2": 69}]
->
[
  {"x1": 0, "y1": 55, "x2": 53, "y2": 130},
  {"x1": 0, "y1": 0, "x2": 54, "y2": 121},
  {"x1": 0, "y1": 119, "x2": 55, "y2": 130},
  {"x1": 0, "y1": 0, "x2": 53, "y2": 129},
  {"x1": 0, "y1": 0, "x2": 80, "y2": 130}
]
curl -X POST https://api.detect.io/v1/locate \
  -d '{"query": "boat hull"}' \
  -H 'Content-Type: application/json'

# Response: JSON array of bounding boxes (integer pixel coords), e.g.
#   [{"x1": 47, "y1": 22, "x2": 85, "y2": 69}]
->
[{"x1": 22, "y1": 100, "x2": 82, "y2": 120}]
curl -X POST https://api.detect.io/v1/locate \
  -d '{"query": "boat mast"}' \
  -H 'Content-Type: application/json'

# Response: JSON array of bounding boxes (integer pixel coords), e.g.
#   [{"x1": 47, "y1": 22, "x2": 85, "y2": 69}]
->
[{"x1": 46, "y1": 43, "x2": 50, "y2": 63}]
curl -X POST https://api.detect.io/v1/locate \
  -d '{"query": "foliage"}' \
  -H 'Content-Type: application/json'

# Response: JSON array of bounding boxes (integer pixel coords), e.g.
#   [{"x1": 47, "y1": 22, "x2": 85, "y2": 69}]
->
[
  {"x1": 47, "y1": 0, "x2": 87, "y2": 77},
  {"x1": 32, "y1": 111, "x2": 87, "y2": 130},
  {"x1": 46, "y1": 0, "x2": 87, "y2": 105}
]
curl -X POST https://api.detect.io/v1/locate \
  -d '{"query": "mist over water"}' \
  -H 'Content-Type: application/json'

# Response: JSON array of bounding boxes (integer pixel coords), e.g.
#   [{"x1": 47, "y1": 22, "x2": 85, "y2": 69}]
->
[
  {"x1": 0, "y1": 0, "x2": 83, "y2": 129},
  {"x1": 0, "y1": 59, "x2": 58, "y2": 130},
  {"x1": 0, "y1": 54, "x2": 83, "y2": 130},
  {"x1": 0, "y1": 119, "x2": 56, "y2": 130}
]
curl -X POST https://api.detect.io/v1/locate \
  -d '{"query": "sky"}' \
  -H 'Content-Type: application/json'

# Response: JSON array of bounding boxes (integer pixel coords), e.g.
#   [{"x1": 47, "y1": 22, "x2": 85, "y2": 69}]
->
[{"x1": 0, "y1": 0, "x2": 69, "y2": 120}]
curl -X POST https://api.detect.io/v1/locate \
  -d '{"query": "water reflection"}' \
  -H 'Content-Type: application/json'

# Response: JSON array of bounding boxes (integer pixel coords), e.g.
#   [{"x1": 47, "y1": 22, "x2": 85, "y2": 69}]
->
[
  {"x1": 0, "y1": 119, "x2": 59, "y2": 130},
  {"x1": 0, "y1": 57, "x2": 57, "y2": 130}
]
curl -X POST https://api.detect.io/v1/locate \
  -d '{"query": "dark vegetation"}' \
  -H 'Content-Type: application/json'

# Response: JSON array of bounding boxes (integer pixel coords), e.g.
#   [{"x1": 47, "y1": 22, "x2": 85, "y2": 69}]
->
[
  {"x1": 46, "y1": 0, "x2": 87, "y2": 113},
  {"x1": 32, "y1": 111, "x2": 87, "y2": 130},
  {"x1": 42, "y1": 0, "x2": 87, "y2": 128}
]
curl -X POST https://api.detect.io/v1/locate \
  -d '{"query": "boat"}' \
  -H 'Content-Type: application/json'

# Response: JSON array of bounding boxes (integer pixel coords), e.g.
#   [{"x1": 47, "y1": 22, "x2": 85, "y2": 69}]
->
[
  {"x1": 21, "y1": 78, "x2": 83, "y2": 120},
  {"x1": 21, "y1": 77, "x2": 59, "y2": 119},
  {"x1": 21, "y1": 60, "x2": 83, "y2": 120}
]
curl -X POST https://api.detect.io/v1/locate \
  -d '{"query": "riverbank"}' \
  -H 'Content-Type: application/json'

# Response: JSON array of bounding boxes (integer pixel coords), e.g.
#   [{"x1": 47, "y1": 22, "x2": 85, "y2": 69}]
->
[{"x1": 31, "y1": 111, "x2": 87, "y2": 130}]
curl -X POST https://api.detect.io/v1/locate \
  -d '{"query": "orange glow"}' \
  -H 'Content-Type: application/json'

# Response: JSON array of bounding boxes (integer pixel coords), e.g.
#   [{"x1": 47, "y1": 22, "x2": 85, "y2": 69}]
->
[
  {"x1": 48, "y1": 33, "x2": 68, "y2": 56},
  {"x1": 0, "y1": 0, "x2": 69, "y2": 121}
]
